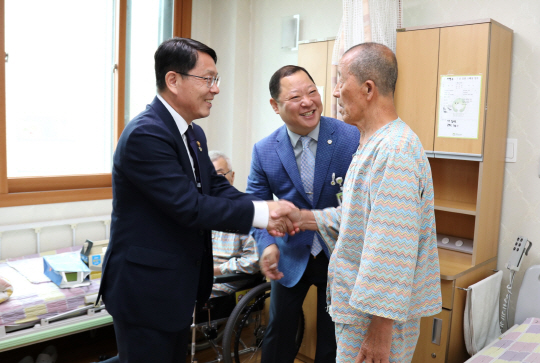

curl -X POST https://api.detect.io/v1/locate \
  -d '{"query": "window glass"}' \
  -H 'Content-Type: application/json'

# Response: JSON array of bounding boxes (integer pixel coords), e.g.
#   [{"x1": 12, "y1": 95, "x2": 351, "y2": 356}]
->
[
  {"x1": 5, "y1": 0, "x2": 115, "y2": 177},
  {"x1": 125, "y1": 0, "x2": 174, "y2": 124}
]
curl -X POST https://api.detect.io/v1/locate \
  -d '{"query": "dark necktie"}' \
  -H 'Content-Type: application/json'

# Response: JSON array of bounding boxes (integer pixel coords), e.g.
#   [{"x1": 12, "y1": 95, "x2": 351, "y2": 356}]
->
[{"x1": 185, "y1": 125, "x2": 202, "y2": 191}]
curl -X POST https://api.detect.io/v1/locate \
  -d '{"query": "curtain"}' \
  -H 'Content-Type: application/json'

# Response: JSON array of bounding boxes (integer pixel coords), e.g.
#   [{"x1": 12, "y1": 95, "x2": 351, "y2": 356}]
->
[{"x1": 330, "y1": 0, "x2": 402, "y2": 119}]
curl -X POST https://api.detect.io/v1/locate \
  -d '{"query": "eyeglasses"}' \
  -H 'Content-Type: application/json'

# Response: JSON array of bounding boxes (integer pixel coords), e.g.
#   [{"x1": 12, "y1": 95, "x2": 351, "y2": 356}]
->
[
  {"x1": 176, "y1": 72, "x2": 221, "y2": 88},
  {"x1": 217, "y1": 170, "x2": 232, "y2": 177}
]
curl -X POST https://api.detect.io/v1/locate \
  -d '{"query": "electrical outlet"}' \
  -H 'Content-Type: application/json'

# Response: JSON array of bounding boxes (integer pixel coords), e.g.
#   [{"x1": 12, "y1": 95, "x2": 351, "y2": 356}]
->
[{"x1": 506, "y1": 236, "x2": 532, "y2": 271}]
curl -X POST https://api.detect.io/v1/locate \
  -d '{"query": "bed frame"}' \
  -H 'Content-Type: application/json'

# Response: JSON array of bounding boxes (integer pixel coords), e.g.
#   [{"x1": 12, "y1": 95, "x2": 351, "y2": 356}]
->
[{"x1": 0, "y1": 215, "x2": 111, "y2": 352}]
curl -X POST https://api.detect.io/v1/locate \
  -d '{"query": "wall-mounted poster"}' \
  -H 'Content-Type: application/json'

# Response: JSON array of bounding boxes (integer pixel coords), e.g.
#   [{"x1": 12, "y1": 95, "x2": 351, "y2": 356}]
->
[{"x1": 437, "y1": 75, "x2": 482, "y2": 139}]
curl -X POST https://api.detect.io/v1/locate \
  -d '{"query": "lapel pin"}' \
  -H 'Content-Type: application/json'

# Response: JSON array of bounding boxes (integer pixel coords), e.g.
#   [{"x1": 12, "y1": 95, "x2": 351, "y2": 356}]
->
[
  {"x1": 331, "y1": 173, "x2": 336, "y2": 185},
  {"x1": 196, "y1": 141, "x2": 202, "y2": 151},
  {"x1": 327, "y1": 139, "x2": 332, "y2": 145}
]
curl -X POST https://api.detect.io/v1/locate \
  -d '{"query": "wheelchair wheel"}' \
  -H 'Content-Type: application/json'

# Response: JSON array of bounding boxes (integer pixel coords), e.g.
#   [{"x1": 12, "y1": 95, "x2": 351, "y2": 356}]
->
[{"x1": 222, "y1": 282, "x2": 305, "y2": 363}]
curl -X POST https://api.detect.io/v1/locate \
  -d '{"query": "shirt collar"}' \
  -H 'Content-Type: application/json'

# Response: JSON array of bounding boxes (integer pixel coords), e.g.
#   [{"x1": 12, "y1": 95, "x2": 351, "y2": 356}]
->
[
  {"x1": 157, "y1": 93, "x2": 190, "y2": 135},
  {"x1": 286, "y1": 121, "x2": 320, "y2": 147}
]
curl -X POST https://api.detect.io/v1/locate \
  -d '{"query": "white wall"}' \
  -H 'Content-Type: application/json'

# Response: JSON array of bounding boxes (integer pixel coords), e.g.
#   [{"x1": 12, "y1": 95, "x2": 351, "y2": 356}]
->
[
  {"x1": 402, "y1": 0, "x2": 540, "y2": 327},
  {"x1": 0, "y1": 200, "x2": 111, "y2": 260}
]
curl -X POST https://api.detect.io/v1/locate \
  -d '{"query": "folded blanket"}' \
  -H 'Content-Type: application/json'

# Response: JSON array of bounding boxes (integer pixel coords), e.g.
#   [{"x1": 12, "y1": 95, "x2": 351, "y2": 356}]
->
[{"x1": 0, "y1": 276, "x2": 13, "y2": 303}]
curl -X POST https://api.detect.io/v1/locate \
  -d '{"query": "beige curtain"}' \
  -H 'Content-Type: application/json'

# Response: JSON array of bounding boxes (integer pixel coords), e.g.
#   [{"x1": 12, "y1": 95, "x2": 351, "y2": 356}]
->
[{"x1": 330, "y1": 0, "x2": 402, "y2": 119}]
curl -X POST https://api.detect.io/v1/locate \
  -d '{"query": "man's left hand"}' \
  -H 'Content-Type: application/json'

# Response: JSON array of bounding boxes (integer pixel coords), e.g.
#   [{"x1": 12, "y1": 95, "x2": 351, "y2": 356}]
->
[
  {"x1": 355, "y1": 315, "x2": 393, "y2": 363},
  {"x1": 260, "y1": 244, "x2": 283, "y2": 280}
]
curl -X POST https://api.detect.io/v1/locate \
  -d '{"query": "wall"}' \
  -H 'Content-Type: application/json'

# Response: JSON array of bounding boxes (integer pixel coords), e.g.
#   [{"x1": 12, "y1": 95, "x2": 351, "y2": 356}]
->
[
  {"x1": 0, "y1": 200, "x2": 111, "y2": 260},
  {"x1": 192, "y1": 0, "x2": 342, "y2": 192},
  {"x1": 402, "y1": 0, "x2": 540, "y2": 327}
]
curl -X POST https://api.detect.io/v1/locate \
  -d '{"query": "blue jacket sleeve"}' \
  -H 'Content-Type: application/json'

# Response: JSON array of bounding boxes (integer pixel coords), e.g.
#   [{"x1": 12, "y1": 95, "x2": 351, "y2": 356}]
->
[{"x1": 245, "y1": 143, "x2": 278, "y2": 255}]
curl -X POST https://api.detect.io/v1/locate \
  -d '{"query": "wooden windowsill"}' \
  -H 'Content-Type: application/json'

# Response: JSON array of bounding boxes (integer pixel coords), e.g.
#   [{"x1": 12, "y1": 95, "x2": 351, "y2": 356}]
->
[{"x1": 0, "y1": 188, "x2": 112, "y2": 208}]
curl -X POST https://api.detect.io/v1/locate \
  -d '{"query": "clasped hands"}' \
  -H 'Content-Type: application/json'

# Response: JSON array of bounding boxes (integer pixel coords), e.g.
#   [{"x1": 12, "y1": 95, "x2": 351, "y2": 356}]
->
[{"x1": 265, "y1": 200, "x2": 303, "y2": 237}]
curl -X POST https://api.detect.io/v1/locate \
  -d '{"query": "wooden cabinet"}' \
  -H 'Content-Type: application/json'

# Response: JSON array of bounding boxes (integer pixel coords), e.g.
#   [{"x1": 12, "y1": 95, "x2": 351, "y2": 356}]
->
[
  {"x1": 413, "y1": 255, "x2": 497, "y2": 363},
  {"x1": 396, "y1": 19, "x2": 513, "y2": 363},
  {"x1": 396, "y1": 20, "x2": 511, "y2": 159},
  {"x1": 413, "y1": 309, "x2": 452, "y2": 363},
  {"x1": 298, "y1": 39, "x2": 336, "y2": 118}
]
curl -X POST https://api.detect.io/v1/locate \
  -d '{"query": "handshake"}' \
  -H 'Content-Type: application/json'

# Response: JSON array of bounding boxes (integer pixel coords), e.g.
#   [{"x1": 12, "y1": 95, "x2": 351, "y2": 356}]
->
[
  {"x1": 261, "y1": 201, "x2": 317, "y2": 280},
  {"x1": 265, "y1": 200, "x2": 310, "y2": 237}
]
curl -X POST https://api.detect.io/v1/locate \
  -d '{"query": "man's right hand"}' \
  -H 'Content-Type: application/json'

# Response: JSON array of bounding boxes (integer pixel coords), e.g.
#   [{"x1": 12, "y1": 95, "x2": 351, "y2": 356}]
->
[
  {"x1": 260, "y1": 244, "x2": 283, "y2": 280},
  {"x1": 266, "y1": 200, "x2": 300, "y2": 237}
]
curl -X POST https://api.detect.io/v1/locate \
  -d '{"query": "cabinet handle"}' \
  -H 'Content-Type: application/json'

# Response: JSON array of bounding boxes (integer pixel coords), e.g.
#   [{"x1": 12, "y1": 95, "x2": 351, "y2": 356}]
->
[
  {"x1": 431, "y1": 317, "x2": 442, "y2": 345},
  {"x1": 431, "y1": 353, "x2": 437, "y2": 358}
]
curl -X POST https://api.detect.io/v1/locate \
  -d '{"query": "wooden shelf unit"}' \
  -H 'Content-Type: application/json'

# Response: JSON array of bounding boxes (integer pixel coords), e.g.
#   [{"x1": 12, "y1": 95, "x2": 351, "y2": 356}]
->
[{"x1": 395, "y1": 19, "x2": 512, "y2": 363}]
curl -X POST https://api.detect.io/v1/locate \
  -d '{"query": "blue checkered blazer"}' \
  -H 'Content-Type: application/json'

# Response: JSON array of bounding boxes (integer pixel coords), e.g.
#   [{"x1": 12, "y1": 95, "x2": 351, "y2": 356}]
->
[{"x1": 247, "y1": 116, "x2": 360, "y2": 287}]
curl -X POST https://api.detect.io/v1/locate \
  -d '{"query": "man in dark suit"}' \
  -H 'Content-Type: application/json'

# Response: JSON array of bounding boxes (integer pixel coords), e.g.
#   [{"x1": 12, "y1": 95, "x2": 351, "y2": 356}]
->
[
  {"x1": 99, "y1": 38, "x2": 295, "y2": 363},
  {"x1": 247, "y1": 65, "x2": 360, "y2": 362}
]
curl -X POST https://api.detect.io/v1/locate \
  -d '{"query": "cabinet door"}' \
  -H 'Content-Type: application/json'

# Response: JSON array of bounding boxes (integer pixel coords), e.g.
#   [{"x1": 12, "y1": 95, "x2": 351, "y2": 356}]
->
[
  {"x1": 298, "y1": 42, "x2": 329, "y2": 115},
  {"x1": 324, "y1": 40, "x2": 336, "y2": 117},
  {"x1": 434, "y1": 23, "x2": 490, "y2": 156},
  {"x1": 395, "y1": 28, "x2": 440, "y2": 152},
  {"x1": 412, "y1": 309, "x2": 452, "y2": 363},
  {"x1": 298, "y1": 286, "x2": 317, "y2": 359}
]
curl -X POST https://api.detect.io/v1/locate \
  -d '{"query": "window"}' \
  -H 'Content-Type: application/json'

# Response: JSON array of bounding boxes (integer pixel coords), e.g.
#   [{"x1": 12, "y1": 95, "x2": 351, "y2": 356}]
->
[
  {"x1": 5, "y1": 0, "x2": 114, "y2": 177},
  {"x1": 125, "y1": 0, "x2": 174, "y2": 124},
  {"x1": 0, "y1": 0, "x2": 192, "y2": 207}
]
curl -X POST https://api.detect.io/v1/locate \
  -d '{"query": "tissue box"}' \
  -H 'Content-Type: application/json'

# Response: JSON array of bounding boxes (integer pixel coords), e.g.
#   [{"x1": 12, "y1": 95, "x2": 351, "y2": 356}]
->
[
  {"x1": 43, "y1": 253, "x2": 91, "y2": 288},
  {"x1": 80, "y1": 239, "x2": 109, "y2": 271}
]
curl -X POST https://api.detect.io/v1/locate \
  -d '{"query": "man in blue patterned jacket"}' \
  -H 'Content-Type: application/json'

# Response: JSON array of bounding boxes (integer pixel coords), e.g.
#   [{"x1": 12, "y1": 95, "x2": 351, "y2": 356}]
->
[{"x1": 247, "y1": 65, "x2": 360, "y2": 363}]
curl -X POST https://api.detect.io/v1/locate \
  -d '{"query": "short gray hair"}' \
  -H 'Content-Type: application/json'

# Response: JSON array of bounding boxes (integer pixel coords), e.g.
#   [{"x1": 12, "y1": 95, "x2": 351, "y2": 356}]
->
[
  {"x1": 343, "y1": 42, "x2": 398, "y2": 96},
  {"x1": 208, "y1": 150, "x2": 232, "y2": 170}
]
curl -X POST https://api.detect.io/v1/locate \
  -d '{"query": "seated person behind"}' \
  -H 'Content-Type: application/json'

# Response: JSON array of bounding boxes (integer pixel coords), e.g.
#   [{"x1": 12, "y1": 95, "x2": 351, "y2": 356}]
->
[{"x1": 210, "y1": 150, "x2": 260, "y2": 297}]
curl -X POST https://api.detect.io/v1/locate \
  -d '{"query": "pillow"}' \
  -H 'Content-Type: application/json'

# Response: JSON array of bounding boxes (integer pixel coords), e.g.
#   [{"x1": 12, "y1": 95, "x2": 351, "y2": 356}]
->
[{"x1": 0, "y1": 276, "x2": 13, "y2": 304}]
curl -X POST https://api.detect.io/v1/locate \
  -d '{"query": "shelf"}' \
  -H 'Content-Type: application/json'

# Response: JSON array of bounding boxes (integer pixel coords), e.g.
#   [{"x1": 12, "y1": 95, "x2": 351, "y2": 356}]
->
[
  {"x1": 437, "y1": 233, "x2": 473, "y2": 254},
  {"x1": 438, "y1": 249, "x2": 473, "y2": 280},
  {"x1": 434, "y1": 199, "x2": 477, "y2": 215}
]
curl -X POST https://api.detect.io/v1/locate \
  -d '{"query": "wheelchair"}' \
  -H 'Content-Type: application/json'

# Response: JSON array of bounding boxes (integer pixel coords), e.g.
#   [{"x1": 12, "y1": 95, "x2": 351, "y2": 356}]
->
[{"x1": 190, "y1": 272, "x2": 305, "y2": 363}]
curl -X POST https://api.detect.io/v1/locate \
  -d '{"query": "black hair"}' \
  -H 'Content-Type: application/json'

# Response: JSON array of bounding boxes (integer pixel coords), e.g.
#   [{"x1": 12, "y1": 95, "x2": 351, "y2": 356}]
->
[
  {"x1": 269, "y1": 65, "x2": 316, "y2": 101},
  {"x1": 154, "y1": 37, "x2": 217, "y2": 91}
]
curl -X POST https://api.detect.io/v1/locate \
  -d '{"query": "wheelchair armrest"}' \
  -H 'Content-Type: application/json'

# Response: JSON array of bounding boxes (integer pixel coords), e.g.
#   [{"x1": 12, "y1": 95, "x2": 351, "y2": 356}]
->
[{"x1": 213, "y1": 272, "x2": 262, "y2": 283}]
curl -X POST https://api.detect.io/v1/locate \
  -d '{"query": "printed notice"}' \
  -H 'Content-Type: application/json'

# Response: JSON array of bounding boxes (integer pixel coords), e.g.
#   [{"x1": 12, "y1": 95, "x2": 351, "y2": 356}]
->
[{"x1": 437, "y1": 75, "x2": 482, "y2": 139}]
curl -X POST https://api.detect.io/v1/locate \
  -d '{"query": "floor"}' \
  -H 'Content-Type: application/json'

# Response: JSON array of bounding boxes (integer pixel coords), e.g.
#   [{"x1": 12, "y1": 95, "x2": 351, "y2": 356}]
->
[
  {"x1": 0, "y1": 325, "x2": 118, "y2": 363},
  {"x1": 0, "y1": 325, "x2": 308, "y2": 363}
]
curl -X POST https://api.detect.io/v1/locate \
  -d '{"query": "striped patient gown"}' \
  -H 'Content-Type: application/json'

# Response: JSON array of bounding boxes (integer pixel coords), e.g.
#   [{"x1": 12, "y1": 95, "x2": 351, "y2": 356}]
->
[
  {"x1": 211, "y1": 231, "x2": 259, "y2": 297},
  {"x1": 313, "y1": 118, "x2": 442, "y2": 362}
]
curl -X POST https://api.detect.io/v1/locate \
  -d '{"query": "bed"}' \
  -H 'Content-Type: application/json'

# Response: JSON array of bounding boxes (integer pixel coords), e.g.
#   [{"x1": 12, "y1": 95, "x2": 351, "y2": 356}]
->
[
  {"x1": 0, "y1": 247, "x2": 111, "y2": 352},
  {"x1": 465, "y1": 317, "x2": 540, "y2": 362}
]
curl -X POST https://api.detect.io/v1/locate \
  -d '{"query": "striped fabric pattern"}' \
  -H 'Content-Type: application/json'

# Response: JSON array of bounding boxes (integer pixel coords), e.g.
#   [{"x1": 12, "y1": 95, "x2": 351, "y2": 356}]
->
[
  {"x1": 335, "y1": 317, "x2": 421, "y2": 363},
  {"x1": 313, "y1": 119, "x2": 441, "y2": 327},
  {"x1": 211, "y1": 231, "x2": 259, "y2": 297}
]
